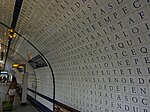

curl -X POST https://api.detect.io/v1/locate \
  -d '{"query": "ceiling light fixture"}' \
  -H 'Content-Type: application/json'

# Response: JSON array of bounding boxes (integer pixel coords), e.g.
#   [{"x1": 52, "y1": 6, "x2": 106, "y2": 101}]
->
[{"x1": 9, "y1": 29, "x2": 17, "y2": 39}]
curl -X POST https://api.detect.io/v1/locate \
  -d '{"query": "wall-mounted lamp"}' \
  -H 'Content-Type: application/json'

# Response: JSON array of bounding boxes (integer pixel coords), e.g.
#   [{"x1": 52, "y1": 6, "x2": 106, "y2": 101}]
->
[
  {"x1": 12, "y1": 63, "x2": 19, "y2": 68},
  {"x1": 12, "y1": 63, "x2": 25, "y2": 68}
]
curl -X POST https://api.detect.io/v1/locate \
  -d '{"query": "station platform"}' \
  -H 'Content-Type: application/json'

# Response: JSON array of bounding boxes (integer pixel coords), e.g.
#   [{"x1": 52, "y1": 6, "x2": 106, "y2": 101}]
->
[{"x1": 0, "y1": 84, "x2": 39, "y2": 112}]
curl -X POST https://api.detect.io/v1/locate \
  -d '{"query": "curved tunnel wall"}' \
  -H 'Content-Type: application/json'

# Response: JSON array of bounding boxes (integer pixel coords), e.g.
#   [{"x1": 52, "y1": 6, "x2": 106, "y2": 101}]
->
[
  {"x1": 49, "y1": 1, "x2": 150, "y2": 112},
  {"x1": 12, "y1": 0, "x2": 150, "y2": 112}
]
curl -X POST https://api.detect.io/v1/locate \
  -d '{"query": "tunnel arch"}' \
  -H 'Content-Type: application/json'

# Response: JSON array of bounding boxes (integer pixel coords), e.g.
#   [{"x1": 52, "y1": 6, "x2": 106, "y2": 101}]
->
[{"x1": 0, "y1": 0, "x2": 150, "y2": 112}]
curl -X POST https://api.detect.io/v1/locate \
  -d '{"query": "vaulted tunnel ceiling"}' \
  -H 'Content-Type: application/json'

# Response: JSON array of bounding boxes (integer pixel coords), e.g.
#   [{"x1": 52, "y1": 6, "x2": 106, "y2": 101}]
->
[
  {"x1": 0, "y1": 0, "x2": 75, "y2": 71},
  {"x1": 2, "y1": 0, "x2": 149, "y2": 72},
  {"x1": 0, "y1": 0, "x2": 48, "y2": 71}
]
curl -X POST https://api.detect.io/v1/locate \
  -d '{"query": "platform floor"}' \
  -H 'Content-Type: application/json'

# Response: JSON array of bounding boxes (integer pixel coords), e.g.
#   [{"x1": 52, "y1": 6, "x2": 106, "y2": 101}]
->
[
  {"x1": 0, "y1": 84, "x2": 39, "y2": 112},
  {"x1": 2, "y1": 102, "x2": 40, "y2": 112},
  {"x1": 1, "y1": 100, "x2": 40, "y2": 112},
  {"x1": 0, "y1": 94, "x2": 39, "y2": 112}
]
